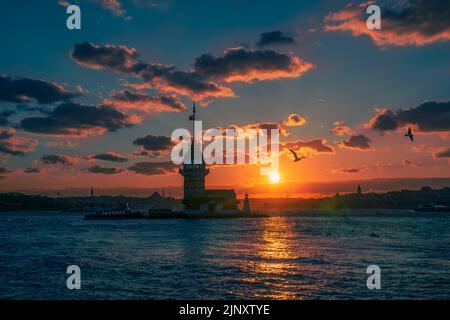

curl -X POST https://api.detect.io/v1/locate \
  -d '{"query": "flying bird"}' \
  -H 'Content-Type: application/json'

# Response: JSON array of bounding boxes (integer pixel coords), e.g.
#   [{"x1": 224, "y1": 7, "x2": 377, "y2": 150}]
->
[
  {"x1": 405, "y1": 128, "x2": 414, "y2": 142},
  {"x1": 288, "y1": 149, "x2": 307, "y2": 162}
]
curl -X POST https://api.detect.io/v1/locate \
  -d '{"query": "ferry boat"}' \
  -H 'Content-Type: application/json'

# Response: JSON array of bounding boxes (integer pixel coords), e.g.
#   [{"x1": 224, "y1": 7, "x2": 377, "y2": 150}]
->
[
  {"x1": 414, "y1": 203, "x2": 450, "y2": 212},
  {"x1": 84, "y1": 202, "x2": 145, "y2": 220}
]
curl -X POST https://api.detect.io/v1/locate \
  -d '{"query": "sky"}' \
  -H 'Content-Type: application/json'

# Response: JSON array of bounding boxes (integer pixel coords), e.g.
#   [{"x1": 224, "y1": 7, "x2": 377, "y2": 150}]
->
[{"x1": 0, "y1": 0, "x2": 449, "y2": 197}]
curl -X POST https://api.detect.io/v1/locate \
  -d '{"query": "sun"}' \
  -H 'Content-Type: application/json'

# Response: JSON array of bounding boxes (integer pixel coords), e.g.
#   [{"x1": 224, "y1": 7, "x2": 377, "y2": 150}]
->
[{"x1": 269, "y1": 171, "x2": 281, "y2": 184}]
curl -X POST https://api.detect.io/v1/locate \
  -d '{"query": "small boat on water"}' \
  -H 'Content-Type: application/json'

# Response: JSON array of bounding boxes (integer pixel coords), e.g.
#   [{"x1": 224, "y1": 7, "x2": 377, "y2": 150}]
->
[{"x1": 414, "y1": 203, "x2": 450, "y2": 212}]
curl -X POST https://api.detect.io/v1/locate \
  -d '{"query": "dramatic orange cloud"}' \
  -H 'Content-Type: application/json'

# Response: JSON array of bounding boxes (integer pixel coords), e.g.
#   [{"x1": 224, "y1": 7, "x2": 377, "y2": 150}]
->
[
  {"x1": 324, "y1": 1, "x2": 450, "y2": 47},
  {"x1": 103, "y1": 90, "x2": 187, "y2": 114},
  {"x1": 284, "y1": 114, "x2": 307, "y2": 127},
  {"x1": 195, "y1": 47, "x2": 314, "y2": 83},
  {"x1": 330, "y1": 121, "x2": 352, "y2": 136},
  {"x1": 0, "y1": 129, "x2": 38, "y2": 156}
]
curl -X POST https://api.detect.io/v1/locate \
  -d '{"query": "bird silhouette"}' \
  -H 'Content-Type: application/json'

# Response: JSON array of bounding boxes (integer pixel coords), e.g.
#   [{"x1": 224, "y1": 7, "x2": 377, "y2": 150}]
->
[
  {"x1": 405, "y1": 127, "x2": 414, "y2": 142},
  {"x1": 288, "y1": 149, "x2": 307, "y2": 162}
]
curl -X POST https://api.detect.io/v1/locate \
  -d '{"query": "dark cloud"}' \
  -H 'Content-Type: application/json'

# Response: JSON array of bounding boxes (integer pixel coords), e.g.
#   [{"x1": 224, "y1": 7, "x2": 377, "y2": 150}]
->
[
  {"x1": 105, "y1": 90, "x2": 187, "y2": 113},
  {"x1": 71, "y1": 42, "x2": 314, "y2": 102},
  {"x1": 257, "y1": 31, "x2": 295, "y2": 46},
  {"x1": 341, "y1": 168, "x2": 361, "y2": 173},
  {"x1": 92, "y1": 152, "x2": 128, "y2": 163},
  {"x1": 72, "y1": 43, "x2": 234, "y2": 101},
  {"x1": 339, "y1": 134, "x2": 372, "y2": 150},
  {"x1": 434, "y1": 148, "x2": 450, "y2": 159},
  {"x1": 0, "y1": 129, "x2": 38, "y2": 156},
  {"x1": 194, "y1": 47, "x2": 314, "y2": 83},
  {"x1": 324, "y1": 0, "x2": 450, "y2": 46},
  {"x1": 367, "y1": 102, "x2": 450, "y2": 133},
  {"x1": 20, "y1": 102, "x2": 140, "y2": 137},
  {"x1": 129, "y1": 63, "x2": 234, "y2": 100},
  {"x1": 0, "y1": 110, "x2": 14, "y2": 126},
  {"x1": 0, "y1": 167, "x2": 13, "y2": 175},
  {"x1": 133, "y1": 134, "x2": 174, "y2": 151},
  {"x1": 283, "y1": 139, "x2": 335, "y2": 154},
  {"x1": 71, "y1": 42, "x2": 137, "y2": 72},
  {"x1": 41, "y1": 155, "x2": 76, "y2": 166},
  {"x1": 132, "y1": 150, "x2": 150, "y2": 157},
  {"x1": 88, "y1": 165, "x2": 124, "y2": 175},
  {"x1": 127, "y1": 161, "x2": 177, "y2": 175},
  {"x1": 24, "y1": 167, "x2": 41, "y2": 173},
  {"x1": 0, "y1": 75, "x2": 77, "y2": 104}
]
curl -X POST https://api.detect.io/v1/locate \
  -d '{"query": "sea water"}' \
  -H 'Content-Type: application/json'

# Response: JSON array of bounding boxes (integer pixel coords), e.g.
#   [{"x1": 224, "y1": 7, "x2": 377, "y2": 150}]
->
[{"x1": 0, "y1": 210, "x2": 449, "y2": 299}]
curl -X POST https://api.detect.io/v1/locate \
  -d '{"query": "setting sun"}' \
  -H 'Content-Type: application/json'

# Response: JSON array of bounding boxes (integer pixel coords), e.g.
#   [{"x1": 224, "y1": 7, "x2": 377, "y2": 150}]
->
[{"x1": 269, "y1": 172, "x2": 281, "y2": 184}]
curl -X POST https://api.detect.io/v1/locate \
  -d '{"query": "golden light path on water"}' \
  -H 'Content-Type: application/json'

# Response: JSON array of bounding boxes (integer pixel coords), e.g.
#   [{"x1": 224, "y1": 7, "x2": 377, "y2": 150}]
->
[{"x1": 232, "y1": 216, "x2": 325, "y2": 299}]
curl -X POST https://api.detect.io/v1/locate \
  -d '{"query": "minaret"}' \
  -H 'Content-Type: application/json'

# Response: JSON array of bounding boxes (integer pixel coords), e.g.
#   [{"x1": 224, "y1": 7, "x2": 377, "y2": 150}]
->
[
  {"x1": 242, "y1": 192, "x2": 251, "y2": 213},
  {"x1": 91, "y1": 187, "x2": 94, "y2": 197},
  {"x1": 179, "y1": 101, "x2": 209, "y2": 209}
]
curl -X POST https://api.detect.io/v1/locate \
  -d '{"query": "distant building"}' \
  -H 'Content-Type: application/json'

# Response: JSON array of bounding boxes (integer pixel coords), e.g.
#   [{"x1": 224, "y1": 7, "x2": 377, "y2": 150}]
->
[
  {"x1": 357, "y1": 185, "x2": 362, "y2": 195},
  {"x1": 148, "y1": 192, "x2": 176, "y2": 209},
  {"x1": 242, "y1": 193, "x2": 251, "y2": 213},
  {"x1": 179, "y1": 103, "x2": 239, "y2": 213}
]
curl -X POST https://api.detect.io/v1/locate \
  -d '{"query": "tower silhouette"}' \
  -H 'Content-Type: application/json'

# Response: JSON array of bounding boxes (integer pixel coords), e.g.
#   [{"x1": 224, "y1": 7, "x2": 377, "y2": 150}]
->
[{"x1": 179, "y1": 102, "x2": 209, "y2": 209}]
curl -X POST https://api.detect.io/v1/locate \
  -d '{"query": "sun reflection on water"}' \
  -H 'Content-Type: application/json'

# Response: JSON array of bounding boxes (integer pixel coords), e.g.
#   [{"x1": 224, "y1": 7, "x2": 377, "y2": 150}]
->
[{"x1": 237, "y1": 216, "x2": 322, "y2": 299}]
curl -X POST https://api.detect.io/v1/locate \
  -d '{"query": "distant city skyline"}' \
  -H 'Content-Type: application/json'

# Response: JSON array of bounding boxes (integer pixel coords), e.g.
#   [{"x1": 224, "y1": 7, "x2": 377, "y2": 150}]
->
[{"x1": 0, "y1": 0, "x2": 449, "y2": 196}]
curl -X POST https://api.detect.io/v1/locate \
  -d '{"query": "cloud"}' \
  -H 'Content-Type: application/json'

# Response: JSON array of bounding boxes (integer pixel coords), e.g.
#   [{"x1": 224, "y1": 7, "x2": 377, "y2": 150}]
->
[
  {"x1": 338, "y1": 134, "x2": 372, "y2": 150},
  {"x1": 257, "y1": 31, "x2": 295, "y2": 46},
  {"x1": 128, "y1": 161, "x2": 177, "y2": 175},
  {"x1": 92, "y1": 152, "x2": 128, "y2": 162},
  {"x1": 71, "y1": 43, "x2": 314, "y2": 102},
  {"x1": 20, "y1": 102, "x2": 140, "y2": 137},
  {"x1": 330, "y1": 121, "x2": 353, "y2": 136},
  {"x1": 24, "y1": 167, "x2": 41, "y2": 173},
  {"x1": 194, "y1": 47, "x2": 314, "y2": 83},
  {"x1": 340, "y1": 168, "x2": 361, "y2": 173},
  {"x1": 71, "y1": 42, "x2": 235, "y2": 101},
  {"x1": 133, "y1": 134, "x2": 174, "y2": 151},
  {"x1": 92, "y1": 0, "x2": 125, "y2": 16},
  {"x1": 0, "y1": 75, "x2": 77, "y2": 104},
  {"x1": 366, "y1": 101, "x2": 450, "y2": 133},
  {"x1": 0, "y1": 110, "x2": 14, "y2": 126},
  {"x1": 401, "y1": 159, "x2": 422, "y2": 167},
  {"x1": 284, "y1": 114, "x2": 306, "y2": 127},
  {"x1": 324, "y1": 0, "x2": 450, "y2": 47},
  {"x1": 0, "y1": 129, "x2": 38, "y2": 156},
  {"x1": 282, "y1": 139, "x2": 335, "y2": 155},
  {"x1": 0, "y1": 167, "x2": 13, "y2": 175},
  {"x1": 71, "y1": 42, "x2": 138, "y2": 72},
  {"x1": 58, "y1": 0, "x2": 71, "y2": 7},
  {"x1": 104, "y1": 90, "x2": 187, "y2": 113},
  {"x1": 434, "y1": 147, "x2": 450, "y2": 159},
  {"x1": 41, "y1": 154, "x2": 77, "y2": 166},
  {"x1": 88, "y1": 165, "x2": 124, "y2": 175}
]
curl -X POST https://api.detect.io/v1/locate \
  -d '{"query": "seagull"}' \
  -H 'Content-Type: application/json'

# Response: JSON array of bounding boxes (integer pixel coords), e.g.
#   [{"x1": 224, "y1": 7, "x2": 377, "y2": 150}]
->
[
  {"x1": 288, "y1": 149, "x2": 307, "y2": 162},
  {"x1": 405, "y1": 127, "x2": 414, "y2": 142}
]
